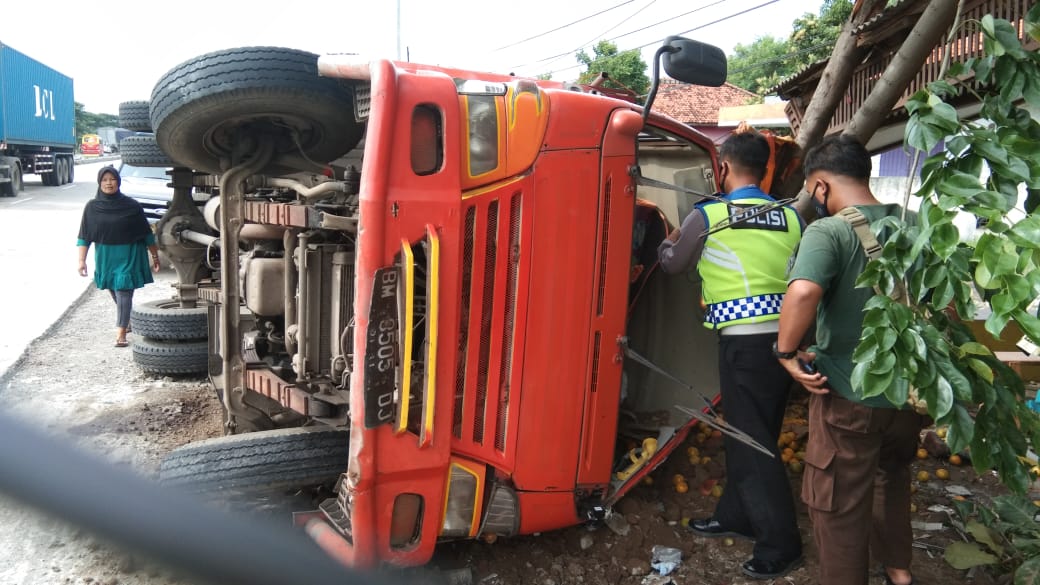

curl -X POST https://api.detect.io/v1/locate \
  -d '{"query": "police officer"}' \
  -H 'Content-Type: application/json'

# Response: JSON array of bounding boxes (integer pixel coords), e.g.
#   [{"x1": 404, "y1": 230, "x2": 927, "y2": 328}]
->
[{"x1": 657, "y1": 131, "x2": 804, "y2": 580}]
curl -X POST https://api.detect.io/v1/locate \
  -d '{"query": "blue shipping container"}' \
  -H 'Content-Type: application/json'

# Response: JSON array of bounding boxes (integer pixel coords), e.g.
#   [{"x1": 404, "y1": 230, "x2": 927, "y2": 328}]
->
[{"x1": 0, "y1": 43, "x2": 75, "y2": 148}]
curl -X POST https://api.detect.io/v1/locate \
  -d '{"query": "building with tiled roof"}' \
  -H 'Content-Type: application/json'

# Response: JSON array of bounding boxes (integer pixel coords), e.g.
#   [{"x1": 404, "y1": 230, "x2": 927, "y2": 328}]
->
[{"x1": 650, "y1": 80, "x2": 760, "y2": 143}]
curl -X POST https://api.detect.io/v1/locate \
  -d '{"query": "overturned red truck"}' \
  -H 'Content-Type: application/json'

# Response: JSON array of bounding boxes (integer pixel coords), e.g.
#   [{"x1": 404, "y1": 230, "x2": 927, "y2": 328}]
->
[{"x1": 137, "y1": 36, "x2": 795, "y2": 568}]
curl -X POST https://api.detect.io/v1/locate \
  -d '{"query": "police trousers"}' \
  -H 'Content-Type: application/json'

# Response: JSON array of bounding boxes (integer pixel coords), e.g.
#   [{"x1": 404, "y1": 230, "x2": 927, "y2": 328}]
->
[{"x1": 714, "y1": 332, "x2": 802, "y2": 562}]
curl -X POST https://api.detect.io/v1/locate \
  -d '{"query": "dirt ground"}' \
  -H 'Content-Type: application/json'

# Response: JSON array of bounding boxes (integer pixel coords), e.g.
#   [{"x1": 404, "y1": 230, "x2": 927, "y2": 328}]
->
[{"x1": 0, "y1": 268, "x2": 1021, "y2": 585}]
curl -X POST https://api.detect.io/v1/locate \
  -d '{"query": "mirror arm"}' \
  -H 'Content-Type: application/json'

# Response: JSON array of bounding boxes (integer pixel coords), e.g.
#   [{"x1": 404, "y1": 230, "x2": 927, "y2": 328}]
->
[{"x1": 642, "y1": 45, "x2": 680, "y2": 123}]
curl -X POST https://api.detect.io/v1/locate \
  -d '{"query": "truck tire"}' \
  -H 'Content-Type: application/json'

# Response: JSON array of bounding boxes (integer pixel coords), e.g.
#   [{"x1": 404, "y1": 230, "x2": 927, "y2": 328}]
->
[
  {"x1": 0, "y1": 163, "x2": 18, "y2": 196},
  {"x1": 130, "y1": 299, "x2": 208, "y2": 340},
  {"x1": 158, "y1": 426, "x2": 349, "y2": 494},
  {"x1": 119, "y1": 100, "x2": 153, "y2": 132},
  {"x1": 66, "y1": 158, "x2": 74, "y2": 184},
  {"x1": 131, "y1": 337, "x2": 208, "y2": 375},
  {"x1": 149, "y1": 46, "x2": 362, "y2": 175},
  {"x1": 56, "y1": 158, "x2": 67, "y2": 185},
  {"x1": 120, "y1": 135, "x2": 174, "y2": 167}
]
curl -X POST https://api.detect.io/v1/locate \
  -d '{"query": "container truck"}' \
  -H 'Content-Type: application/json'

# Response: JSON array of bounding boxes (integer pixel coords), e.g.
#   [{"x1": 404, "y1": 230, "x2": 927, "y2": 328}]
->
[{"x1": 0, "y1": 42, "x2": 76, "y2": 196}]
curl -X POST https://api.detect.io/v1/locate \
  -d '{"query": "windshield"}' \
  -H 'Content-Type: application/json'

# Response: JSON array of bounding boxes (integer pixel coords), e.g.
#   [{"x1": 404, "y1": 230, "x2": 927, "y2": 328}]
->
[{"x1": 120, "y1": 165, "x2": 170, "y2": 180}]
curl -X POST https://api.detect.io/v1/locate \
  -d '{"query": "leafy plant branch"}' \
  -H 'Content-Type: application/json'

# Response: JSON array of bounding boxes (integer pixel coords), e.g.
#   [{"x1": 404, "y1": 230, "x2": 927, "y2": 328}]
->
[{"x1": 852, "y1": 7, "x2": 1040, "y2": 495}]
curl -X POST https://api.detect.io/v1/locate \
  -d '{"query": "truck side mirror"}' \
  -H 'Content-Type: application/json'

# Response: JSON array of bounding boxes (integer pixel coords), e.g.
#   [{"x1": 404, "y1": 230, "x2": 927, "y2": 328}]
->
[
  {"x1": 642, "y1": 37, "x2": 727, "y2": 123},
  {"x1": 662, "y1": 36, "x2": 727, "y2": 87}
]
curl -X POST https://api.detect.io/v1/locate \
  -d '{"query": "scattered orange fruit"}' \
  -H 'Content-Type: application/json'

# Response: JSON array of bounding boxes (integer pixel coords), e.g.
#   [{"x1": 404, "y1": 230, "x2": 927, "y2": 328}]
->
[
  {"x1": 687, "y1": 446, "x2": 700, "y2": 457},
  {"x1": 789, "y1": 460, "x2": 804, "y2": 473},
  {"x1": 643, "y1": 476, "x2": 654, "y2": 485},
  {"x1": 916, "y1": 448, "x2": 928, "y2": 460},
  {"x1": 680, "y1": 517, "x2": 691, "y2": 527},
  {"x1": 673, "y1": 473, "x2": 686, "y2": 485},
  {"x1": 711, "y1": 484, "x2": 724, "y2": 498},
  {"x1": 949, "y1": 454, "x2": 963, "y2": 466},
  {"x1": 675, "y1": 481, "x2": 689, "y2": 494},
  {"x1": 937, "y1": 427, "x2": 948, "y2": 439},
  {"x1": 935, "y1": 468, "x2": 950, "y2": 480},
  {"x1": 689, "y1": 455, "x2": 702, "y2": 466},
  {"x1": 916, "y1": 470, "x2": 930, "y2": 482},
  {"x1": 701, "y1": 456, "x2": 712, "y2": 465},
  {"x1": 723, "y1": 537, "x2": 735, "y2": 546}
]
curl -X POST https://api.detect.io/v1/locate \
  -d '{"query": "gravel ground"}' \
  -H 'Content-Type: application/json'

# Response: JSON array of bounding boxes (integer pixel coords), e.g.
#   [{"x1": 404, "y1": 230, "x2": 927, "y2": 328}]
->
[
  {"x1": 0, "y1": 267, "x2": 1015, "y2": 585},
  {"x1": 0, "y1": 269, "x2": 223, "y2": 585}
]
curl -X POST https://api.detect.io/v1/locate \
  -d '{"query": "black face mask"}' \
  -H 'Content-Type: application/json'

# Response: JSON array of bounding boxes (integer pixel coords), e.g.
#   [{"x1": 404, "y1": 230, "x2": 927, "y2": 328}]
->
[{"x1": 811, "y1": 183, "x2": 830, "y2": 218}]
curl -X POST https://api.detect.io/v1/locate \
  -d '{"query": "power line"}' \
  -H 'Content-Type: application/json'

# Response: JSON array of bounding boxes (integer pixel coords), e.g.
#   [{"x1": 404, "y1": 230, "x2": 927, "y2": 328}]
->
[
  {"x1": 527, "y1": 0, "x2": 782, "y2": 78},
  {"x1": 493, "y1": 0, "x2": 637, "y2": 52},
  {"x1": 509, "y1": 0, "x2": 728, "y2": 73},
  {"x1": 525, "y1": 0, "x2": 662, "y2": 75}
]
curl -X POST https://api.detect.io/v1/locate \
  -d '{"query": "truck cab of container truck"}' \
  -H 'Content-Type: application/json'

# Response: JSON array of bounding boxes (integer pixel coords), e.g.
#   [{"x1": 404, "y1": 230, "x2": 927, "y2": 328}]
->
[{"x1": 148, "y1": 37, "x2": 780, "y2": 570}]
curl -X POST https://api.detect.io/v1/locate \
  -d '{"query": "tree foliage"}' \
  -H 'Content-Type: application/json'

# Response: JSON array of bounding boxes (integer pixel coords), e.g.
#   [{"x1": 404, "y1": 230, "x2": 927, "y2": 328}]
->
[
  {"x1": 727, "y1": 36, "x2": 791, "y2": 96},
  {"x1": 74, "y1": 102, "x2": 119, "y2": 141},
  {"x1": 853, "y1": 7, "x2": 1040, "y2": 498},
  {"x1": 727, "y1": 0, "x2": 853, "y2": 95},
  {"x1": 575, "y1": 40, "x2": 650, "y2": 96}
]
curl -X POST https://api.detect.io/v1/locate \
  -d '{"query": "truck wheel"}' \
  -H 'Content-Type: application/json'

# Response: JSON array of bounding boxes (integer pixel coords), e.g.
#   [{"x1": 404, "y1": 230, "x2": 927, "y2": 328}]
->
[
  {"x1": 120, "y1": 135, "x2": 174, "y2": 167},
  {"x1": 130, "y1": 299, "x2": 208, "y2": 340},
  {"x1": 56, "y1": 158, "x2": 67, "y2": 185},
  {"x1": 66, "y1": 158, "x2": 74, "y2": 184},
  {"x1": 149, "y1": 46, "x2": 362, "y2": 175},
  {"x1": 0, "y1": 163, "x2": 18, "y2": 196},
  {"x1": 158, "y1": 426, "x2": 349, "y2": 494},
  {"x1": 131, "y1": 337, "x2": 208, "y2": 375},
  {"x1": 119, "y1": 100, "x2": 153, "y2": 132}
]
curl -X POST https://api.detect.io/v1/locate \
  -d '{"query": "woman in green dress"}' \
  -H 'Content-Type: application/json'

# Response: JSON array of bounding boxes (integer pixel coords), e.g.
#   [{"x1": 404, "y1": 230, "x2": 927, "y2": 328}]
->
[{"x1": 77, "y1": 166, "x2": 160, "y2": 347}]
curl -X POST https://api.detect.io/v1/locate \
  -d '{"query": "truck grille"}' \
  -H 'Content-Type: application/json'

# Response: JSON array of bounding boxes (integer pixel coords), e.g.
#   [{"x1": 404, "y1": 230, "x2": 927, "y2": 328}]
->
[{"x1": 453, "y1": 193, "x2": 522, "y2": 455}]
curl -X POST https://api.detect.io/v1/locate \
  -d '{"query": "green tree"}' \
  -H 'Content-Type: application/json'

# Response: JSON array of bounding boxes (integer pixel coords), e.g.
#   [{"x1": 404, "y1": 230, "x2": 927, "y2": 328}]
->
[
  {"x1": 790, "y1": 0, "x2": 854, "y2": 65},
  {"x1": 726, "y1": 0, "x2": 853, "y2": 94},
  {"x1": 728, "y1": 36, "x2": 791, "y2": 96},
  {"x1": 575, "y1": 40, "x2": 650, "y2": 96},
  {"x1": 74, "y1": 102, "x2": 119, "y2": 141}
]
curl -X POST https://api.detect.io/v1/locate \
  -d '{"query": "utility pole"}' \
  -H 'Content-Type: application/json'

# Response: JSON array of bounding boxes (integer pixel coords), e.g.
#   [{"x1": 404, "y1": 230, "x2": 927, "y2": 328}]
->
[{"x1": 396, "y1": 0, "x2": 402, "y2": 60}]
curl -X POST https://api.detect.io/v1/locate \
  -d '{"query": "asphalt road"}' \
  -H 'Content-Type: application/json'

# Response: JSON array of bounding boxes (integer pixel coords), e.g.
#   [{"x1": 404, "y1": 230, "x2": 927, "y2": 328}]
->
[{"x1": 0, "y1": 158, "x2": 119, "y2": 378}]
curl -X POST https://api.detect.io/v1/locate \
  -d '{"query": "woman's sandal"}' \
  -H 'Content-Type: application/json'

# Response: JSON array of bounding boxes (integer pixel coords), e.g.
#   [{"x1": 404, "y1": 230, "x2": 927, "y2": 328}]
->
[{"x1": 114, "y1": 340, "x2": 129, "y2": 348}]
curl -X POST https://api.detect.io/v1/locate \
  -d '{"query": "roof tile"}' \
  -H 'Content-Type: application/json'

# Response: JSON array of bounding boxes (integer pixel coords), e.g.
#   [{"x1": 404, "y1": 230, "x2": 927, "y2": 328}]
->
[{"x1": 651, "y1": 81, "x2": 759, "y2": 125}]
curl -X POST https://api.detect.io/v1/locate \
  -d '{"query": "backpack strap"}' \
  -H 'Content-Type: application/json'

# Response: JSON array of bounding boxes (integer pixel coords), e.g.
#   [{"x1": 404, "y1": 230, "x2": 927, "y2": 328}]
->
[{"x1": 836, "y1": 207, "x2": 907, "y2": 303}]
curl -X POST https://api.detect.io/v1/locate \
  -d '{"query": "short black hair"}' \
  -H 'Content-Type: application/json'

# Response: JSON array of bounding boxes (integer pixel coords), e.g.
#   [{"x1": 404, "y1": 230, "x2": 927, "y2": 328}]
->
[
  {"x1": 803, "y1": 134, "x2": 871, "y2": 180},
  {"x1": 719, "y1": 131, "x2": 770, "y2": 181}
]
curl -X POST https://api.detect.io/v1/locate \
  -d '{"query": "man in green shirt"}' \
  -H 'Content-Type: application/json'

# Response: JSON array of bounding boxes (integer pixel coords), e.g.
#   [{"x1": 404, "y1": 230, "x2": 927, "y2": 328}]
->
[{"x1": 774, "y1": 135, "x2": 927, "y2": 585}]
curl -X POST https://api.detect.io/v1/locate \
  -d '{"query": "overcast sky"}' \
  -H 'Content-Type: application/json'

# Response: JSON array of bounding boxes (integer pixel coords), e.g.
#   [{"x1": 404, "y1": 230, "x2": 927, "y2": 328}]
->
[{"x1": 2, "y1": 0, "x2": 804, "y2": 115}]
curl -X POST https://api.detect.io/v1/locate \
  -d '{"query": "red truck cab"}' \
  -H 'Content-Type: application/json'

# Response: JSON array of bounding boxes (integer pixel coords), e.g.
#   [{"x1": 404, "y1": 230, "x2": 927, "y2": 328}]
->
[{"x1": 300, "y1": 42, "x2": 730, "y2": 567}]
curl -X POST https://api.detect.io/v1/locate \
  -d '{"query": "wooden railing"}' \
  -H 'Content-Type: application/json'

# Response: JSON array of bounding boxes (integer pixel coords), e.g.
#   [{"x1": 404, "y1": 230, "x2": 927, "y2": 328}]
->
[{"x1": 825, "y1": 0, "x2": 1034, "y2": 134}]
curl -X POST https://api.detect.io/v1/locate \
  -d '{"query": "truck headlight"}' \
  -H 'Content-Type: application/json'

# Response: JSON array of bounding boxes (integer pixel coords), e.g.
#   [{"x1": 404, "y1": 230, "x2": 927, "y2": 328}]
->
[{"x1": 441, "y1": 463, "x2": 479, "y2": 538}]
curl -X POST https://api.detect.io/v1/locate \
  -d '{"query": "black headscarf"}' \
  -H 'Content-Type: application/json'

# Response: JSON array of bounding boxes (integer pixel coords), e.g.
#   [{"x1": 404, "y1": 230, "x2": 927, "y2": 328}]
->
[{"x1": 77, "y1": 166, "x2": 151, "y2": 245}]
